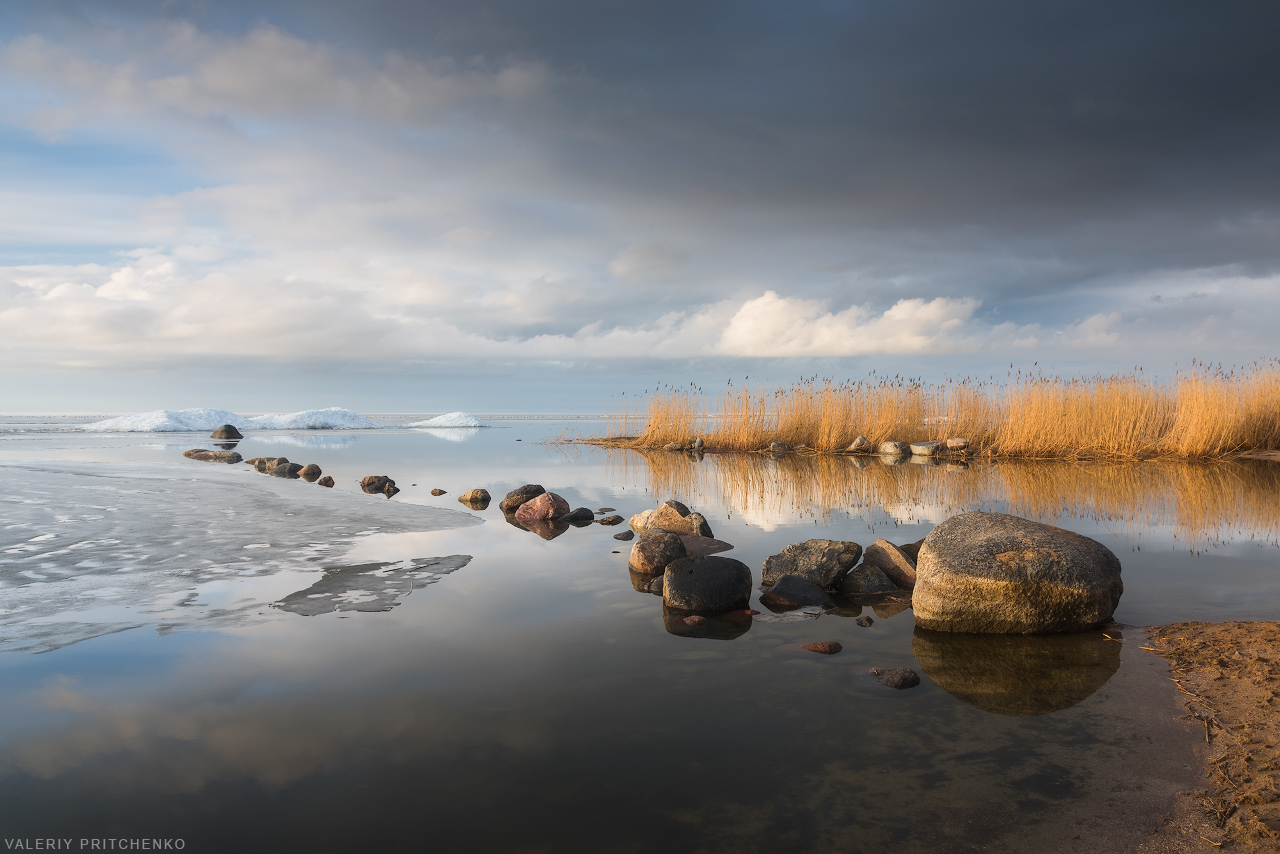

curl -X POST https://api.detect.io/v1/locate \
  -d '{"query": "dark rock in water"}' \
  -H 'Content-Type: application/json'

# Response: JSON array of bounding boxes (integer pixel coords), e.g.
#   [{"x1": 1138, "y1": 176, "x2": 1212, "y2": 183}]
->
[
  {"x1": 298, "y1": 464, "x2": 322, "y2": 483},
  {"x1": 862, "y1": 539, "x2": 917, "y2": 590},
  {"x1": 629, "y1": 569, "x2": 664, "y2": 595},
  {"x1": 515, "y1": 491, "x2": 570, "y2": 524},
  {"x1": 683, "y1": 615, "x2": 708, "y2": 627},
  {"x1": 499, "y1": 484, "x2": 545, "y2": 512},
  {"x1": 182, "y1": 449, "x2": 242, "y2": 464},
  {"x1": 678, "y1": 535, "x2": 734, "y2": 557},
  {"x1": 629, "y1": 532, "x2": 688, "y2": 574},
  {"x1": 760, "y1": 574, "x2": 832, "y2": 612},
  {"x1": 762, "y1": 539, "x2": 862, "y2": 588},
  {"x1": 837, "y1": 563, "x2": 900, "y2": 596},
  {"x1": 271, "y1": 462, "x2": 303, "y2": 479},
  {"x1": 317, "y1": 476, "x2": 335, "y2": 488},
  {"x1": 914, "y1": 511, "x2": 1123, "y2": 634},
  {"x1": 210, "y1": 424, "x2": 243, "y2": 440},
  {"x1": 276, "y1": 555, "x2": 471, "y2": 616},
  {"x1": 662, "y1": 556, "x2": 752, "y2": 612},
  {"x1": 559, "y1": 507, "x2": 595, "y2": 524},
  {"x1": 360, "y1": 475, "x2": 398, "y2": 497},
  {"x1": 597, "y1": 507, "x2": 616, "y2": 513},
  {"x1": 458, "y1": 488, "x2": 491, "y2": 509},
  {"x1": 872, "y1": 667, "x2": 921, "y2": 689},
  {"x1": 912, "y1": 626, "x2": 1120, "y2": 715},
  {"x1": 856, "y1": 615, "x2": 874, "y2": 627},
  {"x1": 802, "y1": 641, "x2": 843, "y2": 655},
  {"x1": 520, "y1": 518, "x2": 570, "y2": 540},
  {"x1": 662, "y1": 605, "x2": 752, "y2": 640},
  {"x1": 613, "y1": 530, "x2": 635, "y2": 541},
  {"x1": 431, "y1": 488, "x2": 446, "y2": 496},
  {"x1": 872, "y1": 600, "x2": 911, "y2": 619},
  {"x1": 597, "y1": 515, "x2": 624, "y2": 526},
  {"x1": 898, "y1": 537, "x2": 926, "y2": 562}
]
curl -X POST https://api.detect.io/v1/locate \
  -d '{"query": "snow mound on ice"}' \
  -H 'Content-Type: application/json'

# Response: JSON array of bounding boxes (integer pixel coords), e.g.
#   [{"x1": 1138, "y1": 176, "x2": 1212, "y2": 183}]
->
[
  {"x1": 405, "y1": 412, "x2": 486, "y2": 428},
  {"x1": 82, "y1": 407, "x2": 379, "y2": 432}
]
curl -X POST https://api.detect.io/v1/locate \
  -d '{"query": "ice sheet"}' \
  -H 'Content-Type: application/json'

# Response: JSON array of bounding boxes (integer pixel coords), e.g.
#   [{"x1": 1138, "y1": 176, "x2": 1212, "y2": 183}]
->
[
  {"x1": 404, "y1": 412, "x2": 486, "y2": 428},
  {"x1": 0, "y1": 459, "x2": 481, "y2": 651}
]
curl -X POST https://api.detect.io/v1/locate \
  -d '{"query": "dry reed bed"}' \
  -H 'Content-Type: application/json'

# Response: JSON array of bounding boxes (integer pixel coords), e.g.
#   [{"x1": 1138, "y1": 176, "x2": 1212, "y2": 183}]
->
[
  {"x1": 608, "y1": 451, "x2": 1280, "y2": 547},
  {"x1": 597, "y1": 362, "x2": 1280, "y2": 459}
]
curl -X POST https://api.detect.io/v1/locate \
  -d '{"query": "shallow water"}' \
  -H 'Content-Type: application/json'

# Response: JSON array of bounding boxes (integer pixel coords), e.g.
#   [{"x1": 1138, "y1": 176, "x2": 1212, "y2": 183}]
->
[{"x1": 1, "y1": 418, "x2": 1277, "y2": 852}]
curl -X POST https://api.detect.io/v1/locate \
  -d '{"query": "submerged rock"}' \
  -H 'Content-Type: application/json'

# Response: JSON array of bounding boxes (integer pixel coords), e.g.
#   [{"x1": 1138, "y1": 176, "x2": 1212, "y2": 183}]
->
[
  {"x1": 499, "y1": 484, "x2": 545, "y2": 512},
  {"x1": 912, "y1": 627, "x2": 1120, "y2": 714},
  {"x1": 760, "y1": 574, "x2": 832, "y2": 611},
  {"x1": 762, "y1": 539, "x2": 862, "y2": 588},
  {"x1": 871, "y1": 667, "x2": 921, "y2": 689},
  {"x1": 210, "y1": 424, "x2": 243, "y2": 440},
  {"x1": 855, "y1": 615, "x2": 874, "y2": 627},
  {"x1": 597, "y1": 507, "x2": 616, "y2": 513},
  {"x1": 862, "y1": 539, "x2": 918, "y2": 590},
  {"x1": 913, "y1": 512, "x2": 1123, "y2": 634},
  {"x1": 802, "y1": 641, "x2": 843, "y2": 655},
  {"x1": 629, "y1": 532, "x2": 688, "y2": 574},
  {"x1": 182, "y1": 449, "x2": 242, "y2": 464},
  {"x1": 663, "y1": 556, "x2": 752, "y2": 612},
  {"x1": 298, "y1": 464, "x2": 322, "y2": 483}
]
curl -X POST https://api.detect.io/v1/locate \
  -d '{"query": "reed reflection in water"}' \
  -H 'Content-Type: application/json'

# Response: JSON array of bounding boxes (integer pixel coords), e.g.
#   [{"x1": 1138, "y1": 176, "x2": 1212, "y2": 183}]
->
[{"x1": 609, "y1": 450, "x2": 1280, "y2": 547}]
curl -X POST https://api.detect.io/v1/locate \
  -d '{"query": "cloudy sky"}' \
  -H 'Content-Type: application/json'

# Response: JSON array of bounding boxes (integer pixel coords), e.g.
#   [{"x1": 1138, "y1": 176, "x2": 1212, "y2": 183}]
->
[{"x1": 1, "y1": 1, "x2": 1278, "y2": 412}]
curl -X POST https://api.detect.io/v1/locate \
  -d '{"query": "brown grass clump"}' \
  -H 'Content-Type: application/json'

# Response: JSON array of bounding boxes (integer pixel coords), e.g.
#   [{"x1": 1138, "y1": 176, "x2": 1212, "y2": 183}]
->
[{"x1": 594, "y1": 361, "x2": 1280, "y2": 460}]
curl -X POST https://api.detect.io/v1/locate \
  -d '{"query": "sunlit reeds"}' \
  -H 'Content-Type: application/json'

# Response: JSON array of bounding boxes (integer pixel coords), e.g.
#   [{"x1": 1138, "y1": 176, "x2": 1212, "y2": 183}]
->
[{"x1": 594, "y1": 360, "x2": 1280, "y2": 459}]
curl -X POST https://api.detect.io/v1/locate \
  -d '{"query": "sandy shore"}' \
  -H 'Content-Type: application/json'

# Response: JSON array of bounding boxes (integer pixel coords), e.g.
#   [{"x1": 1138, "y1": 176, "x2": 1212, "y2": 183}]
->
[{"x1": 1138, "y1": 622, "x2": 1280, "y2": 852}]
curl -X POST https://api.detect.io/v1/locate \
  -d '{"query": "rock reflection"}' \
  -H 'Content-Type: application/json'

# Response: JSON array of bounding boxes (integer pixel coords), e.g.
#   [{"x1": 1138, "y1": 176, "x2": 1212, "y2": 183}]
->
[
  {"x1": 629, "y1": 569, "x2": 663, "y2": 595},
  {"x1": 911, "y1": 628, "x2": 1121, "y2": 716},
  {"x1": 612, "y1": 449, "x2": 1280, "y2": 545},
  {"x1": 662, "y1": 605, "x2": 752, "y2": 640}
]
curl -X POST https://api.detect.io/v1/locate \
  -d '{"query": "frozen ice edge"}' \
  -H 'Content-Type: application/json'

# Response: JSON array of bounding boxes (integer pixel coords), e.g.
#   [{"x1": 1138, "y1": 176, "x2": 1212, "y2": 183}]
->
[
  {"x1": 0, "y1": 459, "x2": 482, "y2": 652},
  {"x1": 82, "y1": 407, "x2": 380, "y2": 432}
]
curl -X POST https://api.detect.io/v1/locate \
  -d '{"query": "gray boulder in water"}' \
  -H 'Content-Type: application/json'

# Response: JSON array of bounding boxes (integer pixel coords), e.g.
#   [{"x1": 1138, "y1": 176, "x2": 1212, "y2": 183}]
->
[
  {"x1": 663, "y1": 556, "x2": 752, "y2": 612},
  {"x1": 762, "y1": 539, "x2": 862, "y2": 588},
  {"x1": 913, "y1": 512, "x2": 1123, "y2": 634}
]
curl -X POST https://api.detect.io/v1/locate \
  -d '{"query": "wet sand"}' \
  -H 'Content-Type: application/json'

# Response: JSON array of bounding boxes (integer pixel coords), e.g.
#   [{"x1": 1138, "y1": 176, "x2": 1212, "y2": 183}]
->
[{"x1": 1140, "y1": 622, "x2": 1280, "y2": 852}]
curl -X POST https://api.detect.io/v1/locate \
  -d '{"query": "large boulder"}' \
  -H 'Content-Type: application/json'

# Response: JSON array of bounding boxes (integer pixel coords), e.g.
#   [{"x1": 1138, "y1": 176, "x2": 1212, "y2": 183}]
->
[
  {"x1": 760, "y1": 575, "x2": 831, "y2": 611},
  {"x1": 210, "y1": 424, "x2": 243, "y2": 440},
  {"x1": 837, "y1": 563, "x2": 900, "y2": 596},
  {"x1": 762, "y1": 539, "x2": 862, "y2": 589},
  {"x1": 499, "y1": 484, "x2": 545, "y2": 512},
  {"x1": 913, "y1": 512, "x2": 1123, "y2": 634},
  {"x1": 514, "y1": 491, "x2": 570, "y2": 524},
  {"x1": 663, "y1": 556, "x2": 752, "y2": 612},
  {"x1": 862, "y1": 539, "x2": 918, "y2": 590},
  {"x1": 629, "y1": 532, "x2": 688, "y2": 574}
]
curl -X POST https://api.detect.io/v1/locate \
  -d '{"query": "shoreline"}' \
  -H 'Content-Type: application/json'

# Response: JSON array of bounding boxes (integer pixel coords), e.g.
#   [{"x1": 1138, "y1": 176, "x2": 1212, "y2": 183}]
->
[{"x1": 1139, "y1": 622, "x2": 1280, "y2": 852}]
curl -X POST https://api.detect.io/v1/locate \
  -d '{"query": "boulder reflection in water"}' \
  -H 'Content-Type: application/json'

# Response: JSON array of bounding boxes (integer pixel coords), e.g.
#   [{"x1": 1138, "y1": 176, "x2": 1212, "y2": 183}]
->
[
  {"x1": 911, "y1": 627, "x2": 1121, "y2": 716},
  {"x1": 662, "y1": 605, "x2": 752, "y2": 640}
]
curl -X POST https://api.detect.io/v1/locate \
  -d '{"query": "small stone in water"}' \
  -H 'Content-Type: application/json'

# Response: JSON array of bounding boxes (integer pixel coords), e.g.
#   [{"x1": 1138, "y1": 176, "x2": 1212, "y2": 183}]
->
[
  {"x1": 871, "y1": 667, "x2": 921, "y2": 689},
  {"x1": 431, "y1": 488, "x2": 446, "y2": 496},
  {"x1": 803, "y1": 641, "x2": 843, "y2": 655},
  {"x1": 598, "y1": 507, "x2": 616, "y2": 513},
  {"x1": 613, "y1": 530, "x2": 635, "y2": 541},
  {"x1": 856, "y1": 615, "x2": 873, "y2": 627}
]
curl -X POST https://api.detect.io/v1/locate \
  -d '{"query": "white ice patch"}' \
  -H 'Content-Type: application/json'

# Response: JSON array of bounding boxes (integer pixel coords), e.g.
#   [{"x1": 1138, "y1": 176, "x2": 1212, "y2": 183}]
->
[
  {"x1": 404, "y1": 411, "x2": 486, "y2": 428},
  {"x1": 82, "y1": 407, "x2": 379, "y2": 432}
]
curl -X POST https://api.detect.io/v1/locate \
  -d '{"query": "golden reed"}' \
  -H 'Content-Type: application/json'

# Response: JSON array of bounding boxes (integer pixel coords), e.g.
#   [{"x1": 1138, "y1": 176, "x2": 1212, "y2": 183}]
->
[{"x1": 595, "y1": 361, "x2": 1280, "y2": 459}]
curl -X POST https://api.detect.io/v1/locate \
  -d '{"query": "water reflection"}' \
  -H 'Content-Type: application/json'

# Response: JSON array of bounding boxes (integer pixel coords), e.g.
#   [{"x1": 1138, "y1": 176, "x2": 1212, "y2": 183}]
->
[
  {"x1": 661, "y1": 605, "x2": 752, "y2": 639},
  {"x1": 912, "y1": 628, "x2": 1122, "y2": 716},
  {"x1": 612, "y1": 450, "x2": 1280, "y2": 545},
  {"x1": 411, "y1": 427, "x2": 482, "y2": 443}
]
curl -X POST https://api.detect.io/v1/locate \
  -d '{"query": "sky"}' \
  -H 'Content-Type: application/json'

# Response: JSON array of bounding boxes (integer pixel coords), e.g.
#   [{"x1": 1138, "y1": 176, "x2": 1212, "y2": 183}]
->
[{"x1": 1, "y1": 0, "x2": 1278, "y2": 412}]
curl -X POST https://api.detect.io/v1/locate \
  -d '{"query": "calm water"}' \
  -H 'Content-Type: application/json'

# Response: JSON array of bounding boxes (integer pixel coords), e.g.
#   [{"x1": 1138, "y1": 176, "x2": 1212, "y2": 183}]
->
[{"x1": 2, "y1": 417, "x2": 1278, "y2": 852}]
